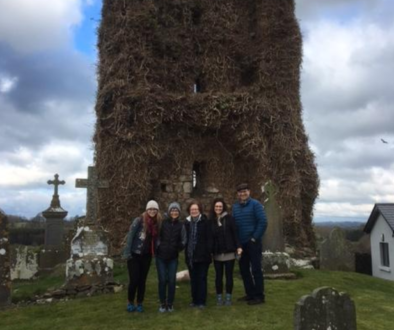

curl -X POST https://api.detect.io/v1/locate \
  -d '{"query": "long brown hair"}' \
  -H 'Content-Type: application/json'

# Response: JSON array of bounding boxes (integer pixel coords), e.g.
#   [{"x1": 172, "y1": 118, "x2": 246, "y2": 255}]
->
[
  {"x1": 209, "y1": 197, "x2": 228, "y2": 220},
  {"x1": 141, "y1": 210, "x2": 162, "y2": 234}
]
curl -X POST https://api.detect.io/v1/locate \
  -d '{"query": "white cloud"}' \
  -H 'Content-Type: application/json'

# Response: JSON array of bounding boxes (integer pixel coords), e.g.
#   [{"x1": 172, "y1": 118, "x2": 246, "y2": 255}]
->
[
  {"x1": 303, "y1": 20, "x2": 394, "y2": 114},
  {"x1": 0, "y1": 141, "x2": 92, "y2": 218},
  {"x1": 0, "y1": 75, "x2": 18, "y2": 93},
  {"x1": 0, "y1": 143, "x2": 93, "y2": 187},
  {"x1": 0, "y1": 188, "x2": 87, "y2": 218},
  {"x1": 299, "y1": 1, "x2": 394, "y2": 222},
  {"x1": 0, "y1": 0, "x2": 83, "y2": 52}
]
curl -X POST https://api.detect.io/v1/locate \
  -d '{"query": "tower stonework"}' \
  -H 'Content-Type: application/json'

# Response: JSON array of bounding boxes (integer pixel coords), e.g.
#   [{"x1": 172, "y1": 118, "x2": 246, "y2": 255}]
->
[{"x1": 95, "y1": 0, "x2": 319, "y2": 249}]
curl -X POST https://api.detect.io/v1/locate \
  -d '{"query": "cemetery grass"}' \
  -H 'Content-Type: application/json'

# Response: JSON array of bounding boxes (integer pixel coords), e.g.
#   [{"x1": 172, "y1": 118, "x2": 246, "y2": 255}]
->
[{"x1": 1, "y1": 264, "x2": 394, "y2": 330}]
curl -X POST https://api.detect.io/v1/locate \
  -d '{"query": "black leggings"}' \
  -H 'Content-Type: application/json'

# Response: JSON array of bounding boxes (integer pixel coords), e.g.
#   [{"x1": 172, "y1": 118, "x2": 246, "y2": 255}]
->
[
  {"x1": 127, "y1": 254, "x2": 152, "y2": 304},
  {"x1": 214, "y1": 259, "x2": 235, "y2": 295}
]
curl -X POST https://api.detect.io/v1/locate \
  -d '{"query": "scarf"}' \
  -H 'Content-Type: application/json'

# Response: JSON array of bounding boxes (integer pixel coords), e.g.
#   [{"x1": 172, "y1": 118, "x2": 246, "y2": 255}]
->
[
  {"x1": 217, "y1": 211, "x2": 228, "y2": 227},
  {"x1": 187, "y1": 214, "x2": 201, "y2": 268},
  {"x1": 147, "y1": 217, "x2": 158, "y2": 256}
]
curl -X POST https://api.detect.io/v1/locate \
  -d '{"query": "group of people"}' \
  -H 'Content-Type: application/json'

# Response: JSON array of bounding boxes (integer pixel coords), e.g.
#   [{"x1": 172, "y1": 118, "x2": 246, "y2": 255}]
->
[{"x1": 122, "y1": 183, "x2": 267, "y2": 313}]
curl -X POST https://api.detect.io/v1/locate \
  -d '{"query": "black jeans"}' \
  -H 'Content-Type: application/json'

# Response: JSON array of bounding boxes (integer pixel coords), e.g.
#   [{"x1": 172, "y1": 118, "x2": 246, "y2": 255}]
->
[
  {"x1": 214, "y1": 259, "x2": 235, "y2": 294},
  {"x1": 239, "y1": 240, "x2": 264, "y2": 300},
  {"x1": 187, "y1": 262, "x2": 210, "y2": 305},
  {"x1": 127, "y1": 253, "x2": 152, "y2": 304}
]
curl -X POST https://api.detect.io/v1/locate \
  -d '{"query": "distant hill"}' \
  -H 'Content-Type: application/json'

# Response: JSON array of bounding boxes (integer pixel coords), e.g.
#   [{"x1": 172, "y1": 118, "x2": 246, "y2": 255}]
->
[{"x1": 314, "y1": 221, "x2": 365, "y2": 229}]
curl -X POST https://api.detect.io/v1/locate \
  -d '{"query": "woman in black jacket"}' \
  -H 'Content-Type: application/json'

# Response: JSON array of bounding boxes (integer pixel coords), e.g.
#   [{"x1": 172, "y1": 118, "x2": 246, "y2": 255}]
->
[
  {"x1": 155, "y1": 202, "x2": 186, "y2": 313},
  {"x1": 210, "y1": 198, "x2": 242, "y2": 306},
  {"x1": 185, "y1": 200, "x2": 213, "y2": 308}
]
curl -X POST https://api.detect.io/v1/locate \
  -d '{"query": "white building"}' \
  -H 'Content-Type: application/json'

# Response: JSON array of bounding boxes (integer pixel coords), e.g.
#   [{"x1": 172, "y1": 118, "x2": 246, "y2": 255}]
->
[{"x1": 364, "y1": 204, "x2": 394, "y2": 281}]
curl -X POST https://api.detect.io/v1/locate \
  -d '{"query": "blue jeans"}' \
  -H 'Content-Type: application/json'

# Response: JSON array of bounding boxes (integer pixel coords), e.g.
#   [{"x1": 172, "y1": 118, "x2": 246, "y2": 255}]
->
[
  {"x1": 156, "y1": 257, "x2": 178, "y2": 305},
  {"x1": 188, "y1": 262, "x2": 210, "y2": 305},
  {"x1": 239, "y1": 240, "x2": 264, "y2": 300}
]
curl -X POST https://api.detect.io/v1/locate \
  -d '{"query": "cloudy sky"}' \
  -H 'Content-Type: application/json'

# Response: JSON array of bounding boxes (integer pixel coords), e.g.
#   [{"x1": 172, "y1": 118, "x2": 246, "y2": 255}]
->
[{"x1": 0, "y1": 0, "x2": 393, "y2": 222}]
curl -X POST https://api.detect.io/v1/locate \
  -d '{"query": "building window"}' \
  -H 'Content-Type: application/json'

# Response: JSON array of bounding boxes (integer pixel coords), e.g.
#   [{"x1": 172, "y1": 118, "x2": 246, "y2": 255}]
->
[
  {"x1": 380, "y1": 242, "x2": 390, "y2": 267},
  {"x1": 192, "y1": 161, "x2": 204, "y2": 196},
  {"x1": 193, "y1": 79, "x2": 202, "y2": 93}
]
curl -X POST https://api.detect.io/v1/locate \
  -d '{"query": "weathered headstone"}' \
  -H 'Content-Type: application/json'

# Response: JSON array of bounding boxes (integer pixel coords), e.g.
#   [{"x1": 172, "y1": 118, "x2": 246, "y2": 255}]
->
[
  {"x1": 319, "y1": 228, "x2": 355, "y2": 272},
  {"x1": 294, "y1": 287, "x2": 357, "y2": 330},
  {"x1": 0, "y1": 209, "x2": 11, "y2": 308},
  {"x1": 10, "y1": 246, "x2": 39, "y2": 280},
  {"x1": 40, "y1": 174, "x2": 68, "y2": 271},
  {"x1": 263, "y1": 180, "x2": 285, "y2": 252},
  {"x1": 65, "y1": 166, "x2": 113, "y2": 289}
]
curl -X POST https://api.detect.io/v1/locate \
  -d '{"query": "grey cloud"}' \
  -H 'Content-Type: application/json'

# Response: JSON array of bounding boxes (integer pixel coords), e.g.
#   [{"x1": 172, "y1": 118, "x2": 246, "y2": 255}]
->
[
  {"x1": 0, "y1": 43, "x2": 96, "y2": 113},
  {"x1": 0, "y1": 44, "x2": 96, "y2": 152},
  {"x1": 296, "y1": 0, "x2": 383, "y2": 21}
]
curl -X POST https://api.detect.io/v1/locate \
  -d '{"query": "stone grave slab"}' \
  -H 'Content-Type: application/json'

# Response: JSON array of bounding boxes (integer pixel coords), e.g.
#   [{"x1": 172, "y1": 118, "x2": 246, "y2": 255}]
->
[
  {"x1": 10, "y1": 246, "x2": 39, "y2": 280},
  {"x1": 294, "y1": 287, "x2": 357, "y2": 330},
  {"x1": 263, "y1": 252, "x2": 297, "y2": 279},
  {"x1": 66, "y1": 225, "x2": 113, "y2": 286},
  {"x1": 65, "y1": 166, "x2": 114, "y2": 290}
]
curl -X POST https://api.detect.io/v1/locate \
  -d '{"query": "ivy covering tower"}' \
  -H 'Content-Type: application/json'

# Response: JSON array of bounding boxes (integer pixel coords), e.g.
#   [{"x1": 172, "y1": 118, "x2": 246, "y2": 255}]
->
[{"x1": 94, "y1": 0, "x2": 319, "y2": 249}]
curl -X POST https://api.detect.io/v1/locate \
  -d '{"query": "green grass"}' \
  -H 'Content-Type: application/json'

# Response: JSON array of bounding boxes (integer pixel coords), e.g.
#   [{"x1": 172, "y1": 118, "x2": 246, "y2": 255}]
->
[
  {"x1": 12, "y1": 274, "x2": 64, "y2": 303},
  {"x1": 1, "y1": 261, "x2": 394, "y2": 330}
]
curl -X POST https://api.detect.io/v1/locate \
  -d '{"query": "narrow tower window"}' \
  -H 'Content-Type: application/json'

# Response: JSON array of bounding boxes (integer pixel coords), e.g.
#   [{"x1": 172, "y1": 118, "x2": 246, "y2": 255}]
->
[
  {"x1": 193, "y1": 78, "x2": 202, "y2": 93},
  {"x1": 192, "y1": 162, "x2": 203, "y2": 195}
]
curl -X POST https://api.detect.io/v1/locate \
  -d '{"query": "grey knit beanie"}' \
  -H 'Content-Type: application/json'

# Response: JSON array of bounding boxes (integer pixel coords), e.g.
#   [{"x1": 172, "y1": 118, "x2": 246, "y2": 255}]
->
[{"x1": 168, "y1": 202, "x2": 181, "y2": 214}]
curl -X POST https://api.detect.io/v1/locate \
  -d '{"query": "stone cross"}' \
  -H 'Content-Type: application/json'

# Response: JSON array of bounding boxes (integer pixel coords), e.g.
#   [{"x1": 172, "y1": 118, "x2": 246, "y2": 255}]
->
[
  {"x1": 319, "y1": 228, "x2": 355, "y2": 272},
  {"x1": 262, "y1": 180, "x2": 285, "y2": 252},
  {"x1": 0, "y1": 209, "x2": 11, "y2": 308},
  {"x1": 48, "y1": 173, "x2": 65, "y2": 208},
  {"x1": 294, "y1": 287, "x2": 357, "y2": 330},
  {"x1": 76, "y1": 166, "x2": 109, "y2": 225}
]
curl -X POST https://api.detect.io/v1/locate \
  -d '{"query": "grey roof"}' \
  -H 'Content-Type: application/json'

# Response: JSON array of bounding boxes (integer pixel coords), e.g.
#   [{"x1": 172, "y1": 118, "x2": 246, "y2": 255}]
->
[{"x1": 364, "y1": 203, "x2": 394, "y2": 233}]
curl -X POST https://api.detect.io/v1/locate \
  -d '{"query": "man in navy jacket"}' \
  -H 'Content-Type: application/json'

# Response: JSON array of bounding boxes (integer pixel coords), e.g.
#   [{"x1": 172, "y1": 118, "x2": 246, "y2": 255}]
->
[{"x1": 232, "y1": 183, "x2": 267, "y2": 305}]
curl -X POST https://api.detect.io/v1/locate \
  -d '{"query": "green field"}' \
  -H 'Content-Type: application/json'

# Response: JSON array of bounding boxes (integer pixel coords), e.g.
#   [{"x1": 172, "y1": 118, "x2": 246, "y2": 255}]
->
[{"x1": 1, "y1": 263, "x2": 394, "y2": 330}]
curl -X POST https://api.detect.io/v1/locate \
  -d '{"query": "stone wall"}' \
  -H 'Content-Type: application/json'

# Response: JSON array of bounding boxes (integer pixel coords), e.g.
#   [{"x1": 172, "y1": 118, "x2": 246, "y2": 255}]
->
[{"x1": 153, "y1": 166, "x2": 227, "y2": 215}]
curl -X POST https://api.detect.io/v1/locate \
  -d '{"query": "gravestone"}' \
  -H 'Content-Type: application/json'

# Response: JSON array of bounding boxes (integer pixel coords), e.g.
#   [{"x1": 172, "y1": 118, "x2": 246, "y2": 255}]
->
[
  {"x1": 65, "y1": 166, "x2": 113, "y2": 288},
  {"x1": 319, "y1": 228, "x2": 355, "y2": 272},
  {"x1": 40, "y1": 174, "x2": 68, "y2": 271},
  {"x1": 294, "y1": 287, "x2": 357, "y2": 330},
  {"x1": 10, "y1": 246, "x2": 39, "y2": 280},
  {"x1": 0, "y1": 209, "x2": 11, "y2": 308},
  {"x1": 262, "y1": 180, "x2": 285, "y2": 252}
]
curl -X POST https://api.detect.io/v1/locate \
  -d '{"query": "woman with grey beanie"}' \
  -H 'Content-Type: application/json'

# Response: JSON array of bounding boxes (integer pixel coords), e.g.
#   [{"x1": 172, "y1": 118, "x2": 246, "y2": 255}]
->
[{"x1": 155, "y1": 202, "x2": 186, "y2": 312}]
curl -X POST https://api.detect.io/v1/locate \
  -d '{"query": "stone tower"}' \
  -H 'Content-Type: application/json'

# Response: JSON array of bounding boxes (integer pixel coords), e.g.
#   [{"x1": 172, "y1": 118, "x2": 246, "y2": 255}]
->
[{"x1": 94, "y1": 0, "x2": 319, "y2": 249}]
